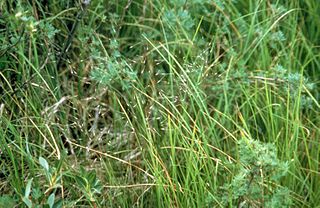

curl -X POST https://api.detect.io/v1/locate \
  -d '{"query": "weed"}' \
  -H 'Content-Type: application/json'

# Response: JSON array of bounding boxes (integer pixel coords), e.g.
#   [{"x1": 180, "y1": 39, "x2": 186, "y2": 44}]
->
[{"x1": 0, "y1": 0, "x2": 319, "y2": 207}]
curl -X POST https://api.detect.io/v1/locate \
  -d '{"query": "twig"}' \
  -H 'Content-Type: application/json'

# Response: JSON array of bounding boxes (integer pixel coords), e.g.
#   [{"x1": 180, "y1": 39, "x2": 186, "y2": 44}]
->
[
  {"x1": 0, "y1": 28, "x2": 25, "y2": 58},
  {"x1": 56, "y1": 0, "x2": 91, "y2": 70}
]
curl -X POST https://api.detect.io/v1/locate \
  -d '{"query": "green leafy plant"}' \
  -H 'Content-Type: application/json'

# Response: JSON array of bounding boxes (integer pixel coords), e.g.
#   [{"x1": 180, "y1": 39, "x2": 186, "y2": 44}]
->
[
  {"x1": 74, "y1": 167, "x2": 102, "y2": 205},
  {"x1": 217, "y1": 138, "x2": 291, "y2": 207},
  {"x1": 20, "y1": 157, "x2": 63, "y2": 208}
]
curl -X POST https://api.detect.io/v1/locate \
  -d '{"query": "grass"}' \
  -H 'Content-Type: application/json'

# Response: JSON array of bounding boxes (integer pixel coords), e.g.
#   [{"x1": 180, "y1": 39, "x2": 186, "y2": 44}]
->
[{"x1": 0, "y1": 0, "x2": 319, "y2": 207}]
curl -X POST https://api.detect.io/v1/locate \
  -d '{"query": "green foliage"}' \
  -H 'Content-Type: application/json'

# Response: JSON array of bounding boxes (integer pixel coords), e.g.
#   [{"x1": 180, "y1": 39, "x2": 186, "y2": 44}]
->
[
  {"x1": 18, "y1": 157, "x2": 64, "y2": 207},
  {"x1": 88, "y1": 35, "x2": 137, "y2": 91},
  {"x1": 22, "y1": 179, "x2": 33, "y2": 208},
  {"x1": 162, "y1": 9, "x2": 195, "y2": 38},
  {"x1": 74, "y1": 168, "x2": 102, "y2": 203},
  {"x1": 0, "y1": 0, "x2": 319, "y2": 207},
  {"x1": 217, "y1": 138, "x2": 291, "y2": 207},
  {"x1": 90, "y1": 57, "x2": 137, "y2": 91},
  {"x1": 0, "y1": 195, "x2": 16, "y2": 207}
]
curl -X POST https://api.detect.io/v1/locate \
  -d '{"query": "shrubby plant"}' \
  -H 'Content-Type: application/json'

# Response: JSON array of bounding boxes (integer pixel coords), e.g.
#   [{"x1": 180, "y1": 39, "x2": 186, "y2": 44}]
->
[
  {"x1": 212, "y1": 138, "x2": 291, "y2": 207},
  {"x1": 207, "y1": 138, "x2": 292, "y2": 207},
  {"x1": 89, "y1": 37, "x2": 137, "y2": 91}
]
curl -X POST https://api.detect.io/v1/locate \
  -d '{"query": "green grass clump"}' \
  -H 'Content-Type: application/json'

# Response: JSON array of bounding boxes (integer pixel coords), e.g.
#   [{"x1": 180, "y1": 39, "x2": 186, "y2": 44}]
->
[{"x1": 0, "y1": 0, "x2": 319, "y2": 207}]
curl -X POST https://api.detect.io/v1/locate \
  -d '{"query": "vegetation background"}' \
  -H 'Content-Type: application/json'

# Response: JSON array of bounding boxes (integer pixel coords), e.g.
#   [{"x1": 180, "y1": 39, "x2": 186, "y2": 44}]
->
[{"x1": 0, "y1": 0, "x2": 319, "y2": 207}]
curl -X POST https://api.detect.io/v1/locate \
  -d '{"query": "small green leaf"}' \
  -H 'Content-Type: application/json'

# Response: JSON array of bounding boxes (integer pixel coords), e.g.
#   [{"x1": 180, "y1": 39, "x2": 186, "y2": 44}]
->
[
  {"x1": 39, "y1": 156, "x2": 49, "y2": 171},
  {"x1": 47, "y1": 193, "x2": 55, "y2": 208},
  {"x1": 22, "y1": 196, "x2": 32, "y2": 208},
  {"x1": 53, "y1": 199, "x2": 63, "y2": 208},
  {"x1": 25, "y1": 178, "x2": 33, "y2": 198},
  {"x1": 32, "y1": 186, "x2": 43, "y2": 200},
  {"x1": 87, "y1": 170, "x2": 97, "y2": 184},
  {"x1": 75, "y1": 175, "x2": 87, "y2": 188}
]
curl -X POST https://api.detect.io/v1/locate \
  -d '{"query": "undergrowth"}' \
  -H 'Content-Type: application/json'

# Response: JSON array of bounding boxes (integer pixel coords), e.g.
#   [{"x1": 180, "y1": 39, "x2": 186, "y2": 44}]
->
[{"x1": 0, "y1": 0, "x2": 319, "y2": 207}]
